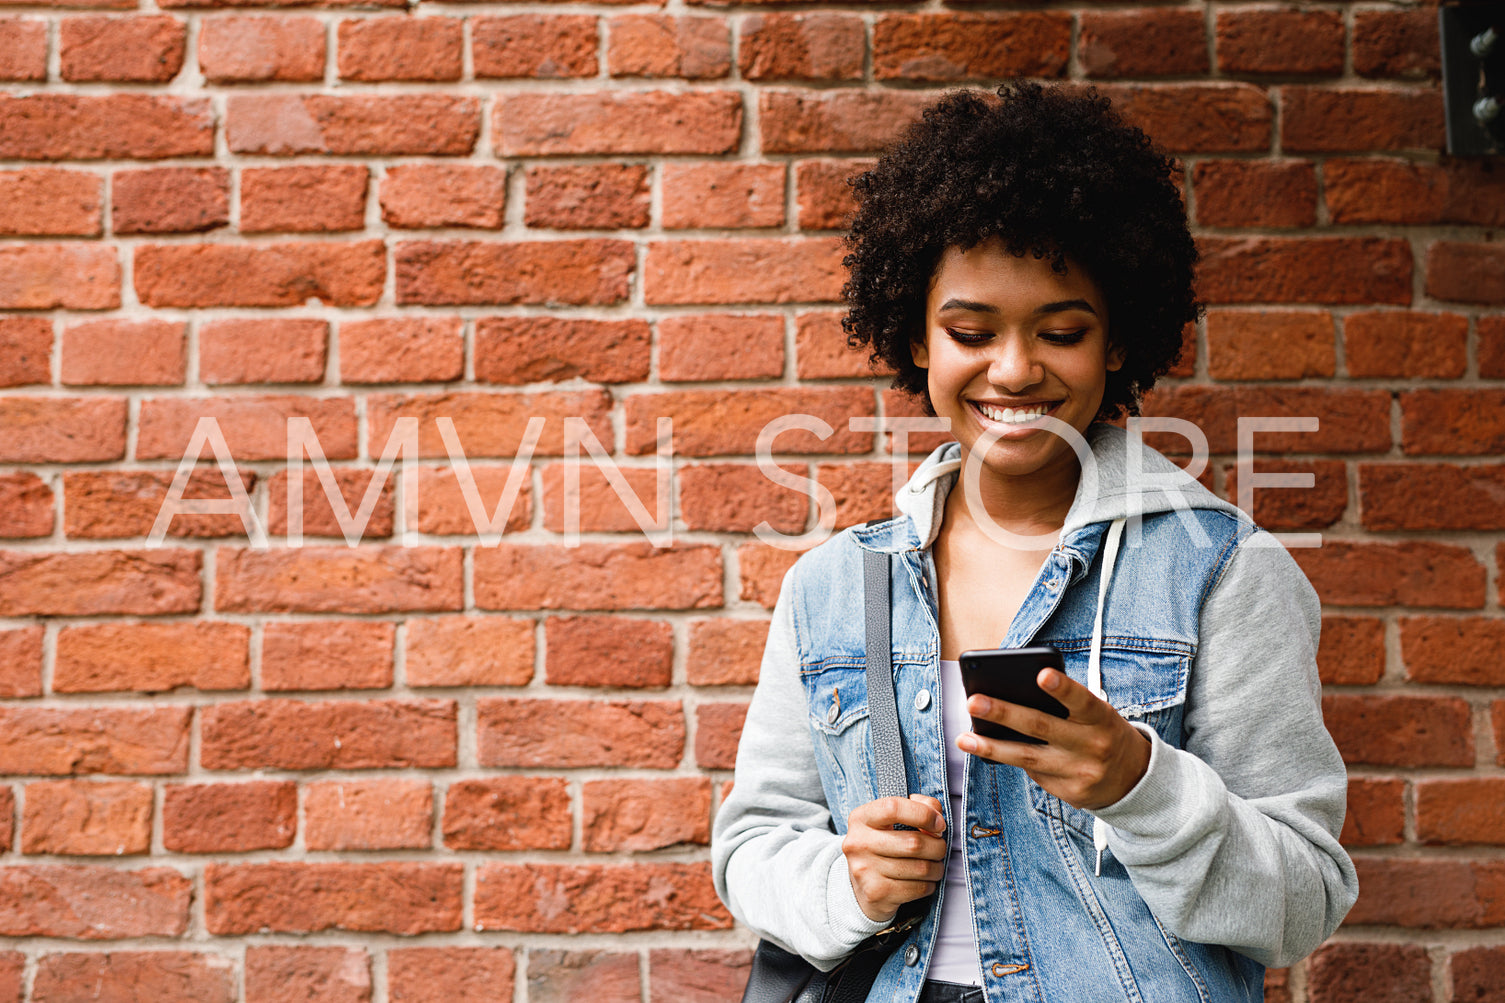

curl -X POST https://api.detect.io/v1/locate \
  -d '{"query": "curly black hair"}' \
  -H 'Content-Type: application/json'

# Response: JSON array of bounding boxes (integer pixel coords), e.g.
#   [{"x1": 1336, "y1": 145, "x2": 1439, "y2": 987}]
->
[{"x1": 842, "y1": 82, "x2": 1199, "y2": 420}]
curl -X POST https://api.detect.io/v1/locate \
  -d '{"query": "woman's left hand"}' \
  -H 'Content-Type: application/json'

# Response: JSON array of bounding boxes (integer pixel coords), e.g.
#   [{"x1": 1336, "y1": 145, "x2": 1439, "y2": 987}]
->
[{"x1": 958, "y1": 668, "x2": 1151, "y2": 812}]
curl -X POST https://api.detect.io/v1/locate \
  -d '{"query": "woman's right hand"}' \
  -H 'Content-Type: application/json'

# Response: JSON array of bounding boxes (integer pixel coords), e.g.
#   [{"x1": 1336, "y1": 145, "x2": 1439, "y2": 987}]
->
[{"x1": 841, "y1": 793, "x2": 948, "y2": 923}]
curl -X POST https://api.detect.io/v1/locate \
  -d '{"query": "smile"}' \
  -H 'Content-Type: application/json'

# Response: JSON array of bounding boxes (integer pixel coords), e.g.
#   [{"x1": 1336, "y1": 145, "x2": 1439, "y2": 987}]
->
[{"x1": 972, "y1": 401, "x2": 1056, "y2": 425}]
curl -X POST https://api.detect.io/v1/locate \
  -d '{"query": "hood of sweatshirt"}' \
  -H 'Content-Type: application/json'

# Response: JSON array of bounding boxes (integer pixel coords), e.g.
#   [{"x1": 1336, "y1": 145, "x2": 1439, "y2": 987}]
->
[{"x1": 894, "y1": 422, "x2": 1247, "y2": 551}]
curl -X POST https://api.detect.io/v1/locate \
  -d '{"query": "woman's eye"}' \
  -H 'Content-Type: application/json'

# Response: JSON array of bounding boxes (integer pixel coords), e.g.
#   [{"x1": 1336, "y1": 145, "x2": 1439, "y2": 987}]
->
[
  {"x1": 945, "y1": 328, "x2": 992, "y2": 345},
  {"x1": 1040, "y1": 329, "x2": 1088, "y2": 345}
]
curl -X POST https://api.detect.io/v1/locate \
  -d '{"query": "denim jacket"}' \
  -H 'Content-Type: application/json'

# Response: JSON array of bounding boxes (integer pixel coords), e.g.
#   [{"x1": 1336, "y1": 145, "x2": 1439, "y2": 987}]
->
[{"x1": 712, "y1": 426, "x2": 1357, "y2": 1003}]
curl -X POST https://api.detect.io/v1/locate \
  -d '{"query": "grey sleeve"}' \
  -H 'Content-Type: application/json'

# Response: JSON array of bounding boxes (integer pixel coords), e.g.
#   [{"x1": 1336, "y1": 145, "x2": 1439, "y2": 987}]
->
[
  {"x1": 1091, "y1": 532, "x2": 1359, "y2": 968},
  {"x1": 710, "y1": 571, "x2": 889, "y2": 970}
]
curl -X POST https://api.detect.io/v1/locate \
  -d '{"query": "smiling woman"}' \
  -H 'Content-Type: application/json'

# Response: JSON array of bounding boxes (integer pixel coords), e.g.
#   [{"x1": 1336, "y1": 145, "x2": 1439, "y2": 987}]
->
[{"x1": 712, "y1": 83, "x2": 1358, "y2": 1003}]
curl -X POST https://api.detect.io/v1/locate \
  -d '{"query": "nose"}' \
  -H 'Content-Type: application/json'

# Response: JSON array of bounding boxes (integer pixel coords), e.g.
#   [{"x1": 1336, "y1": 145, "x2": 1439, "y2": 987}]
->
[{"x1": 986, "y1": 334, "x2": 1044, "y2": 393}]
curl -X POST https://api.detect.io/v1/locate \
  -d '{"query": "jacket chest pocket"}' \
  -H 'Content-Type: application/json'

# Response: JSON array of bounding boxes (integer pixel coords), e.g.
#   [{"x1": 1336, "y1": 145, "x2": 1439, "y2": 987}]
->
[{"x1": 803, "y1": 663, "x2": 876, "y2": 826}]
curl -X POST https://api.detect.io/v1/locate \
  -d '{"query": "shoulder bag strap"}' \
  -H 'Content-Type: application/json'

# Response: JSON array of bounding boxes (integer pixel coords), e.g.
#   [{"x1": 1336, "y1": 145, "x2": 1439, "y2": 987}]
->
[{"x1": 863, "y1": 548, "x2": 906, "y2": 799}]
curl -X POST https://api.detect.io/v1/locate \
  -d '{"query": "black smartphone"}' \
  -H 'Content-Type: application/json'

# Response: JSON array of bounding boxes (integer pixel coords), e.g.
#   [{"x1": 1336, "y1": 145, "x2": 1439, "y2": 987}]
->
[{"x1": 957, "y1": 646, "x2": 1068, "y2": 745}]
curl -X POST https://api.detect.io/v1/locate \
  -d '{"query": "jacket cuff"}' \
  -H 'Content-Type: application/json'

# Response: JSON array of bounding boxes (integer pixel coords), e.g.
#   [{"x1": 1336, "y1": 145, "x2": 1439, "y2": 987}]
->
[
  {"x1": 1091, "y1": 721, "x2": 1215, "y2": 840},
  {"x1": 826, "y1": 852, "x2": 892, "y2": 949}
]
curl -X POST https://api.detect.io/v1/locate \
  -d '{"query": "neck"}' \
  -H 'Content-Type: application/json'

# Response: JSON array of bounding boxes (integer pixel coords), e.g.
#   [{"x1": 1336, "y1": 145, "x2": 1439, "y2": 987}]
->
[{"x1": 948, "y1": 452, "x2": 1081, "y2": 543}]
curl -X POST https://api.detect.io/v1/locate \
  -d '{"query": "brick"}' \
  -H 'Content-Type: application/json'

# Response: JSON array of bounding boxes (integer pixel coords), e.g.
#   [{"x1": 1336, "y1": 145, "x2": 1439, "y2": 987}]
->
[
  {"x1": 1195, "y1": 237, "x2": 1412, "y2": 305},
  {"x1": 1080, "y1": 10, "x2": 1208, "y2": 78},
  {"x1": 0, "y1": 472, "x2": 51, "y2": 538},
  {"x1": 796, "y1": 159, "x2": 870, "y2": 231},
  {"x1": 583, "y1": 777, "x2": 710, "y2": 853},
  {"x1": 473, "y1": 14, "x2": 596, "y2": 78},
  {"x1": 201, "y1": 698, "x2": 456, "y2": 770},
  {"x1": 60, "y1": 318, "x2": 185, "y2": 386},
  {"x1": 1306, "y1": 942, "x2": 1431, "y2": 1003},
  {"x1": 695, "y1": 702, "x2": 746, "y2": 770},
  {"x1": 539, "y1": 465, "x2": 667, "y2": 534},
  {"x1": 1348, "y1": 858, "x2": 1505, "y2": 928},
  {"x1": 0, "y1": 169, "x2": 103, "y2": 237},
  {"x1": 200, "y1": 317, "x2": 327, "y2": 384},
  {"x1": 1205, "y1": 309, "x2": 1334, "y2": 380},
  {"x1": 305, "y1": 779, "x2": 431, "y2": 851},
  {"x1": 1192, "y1": 160, "x2": 1316, "y2": 229},
  {"x1": 0, "y1": 398, "x2": 124, "y2": 462},
  {"x1": 63, "y1": 469, "x2": 255, "y2": 540},
  {"x1": 659, "y1": 314, "x2": 784, "y2": 382},
  {"x1": 1322, "y1": 694, "x2": 1473, "y2": 768},
  {"x1": 198, "y1": 15, "x2": 324, "y2": 83},
  {"x1": 209, "y1": 861, "x2": 461, "y2": 935},
  {"x1": 545, "y1": 616, "x2": 672, "y2": 688},
  {"x1": 1354, "y1": 9, "x2": 1440, "y2": 80},
  {"x1": 609, "y1": 14, "x2": 729, "y2": 79},
  {"x1": 0, "y1": 865, "x2": 189, "y2": 938},
  {"x1": 1344, "y1": 311, "x2": 1468, "y2": 378},
  {"x1": 266, "y1": 467, "x2": 395, "y2": 542},
  {"x1": 0, "y1": 627, "x2": 42, "y2": 698},
  {"x1": 649, "y1": 950, "x2": 753, "y2": 1003},
  {"x1": 0, "y1": 17, "x2": 45, "y2": 80},
  {"x1": 245, "y1": 947, "x2": 370, "y2": 1003},
  {"x1": 1426, "y1": 242, "x2": 1505, "y2": 306},
  {"x1": 162, "y1": 781, "x2": 296, "y2": 853},
  {"x1": 136, "y1": 394, "x2": 355, "y2": 461},
  {"x1": 442, "y1": 777, "x2": 571, "y2": 851},
  {"x1": 1095, "y1": 83, "x2": 1272, "y2": 154},
  {"x1": 262, "y1": 621, "x2": 394, "y2": 691},
  {"x1": 1452, "y1": 947, "x2": 1505, "y2": 1002},
  {"x1": 873, "y1": 12, "x2": 1069, "y2": 81},
  {"x1": 525, "y1": 164, "x2": 649, "y2": 230},
  {"x1": 226, "y1": 95, "x2": 479, "y2": 156},
  {"x1": 738, "y1": 13, "x2": 862, "y2": 81},
  {"x1": 1281, "y1": 86, "x2": 1444, "y2": 154},
  {"x1": 241, "y1": 165, "x2": 368, "y2": 234},
  {"x1": 627, "y1": 386, "x2": 875, "y2": 457},
  {"x1": 0, "y1": 94, "x2": 213, "y2": 160},
  {"x1": 21, "y1": 780, "x2": 152, "y2": 856},
  {"x1": 1415, "y1": 778, "x2": 1505, "y2": 846},
  {"x1": 216, "y1": 546, "x2": 461, "y2": 614},
  {"x1": 0, "y1": 245, "x2": 120, "y2": 310},
  {"x1": 112, "y1": 167, "x2": 229, "y2": 235},
  {"x1": 55, "y1": 622, "x2": 249, "y2": 693},
  {"x1": 0, "y1": 792, "x2": 10, "y2": 853},
  {"x1": 1225, "y1": 457, "x2": 1347, "y2": 530},
  {"x1": 1340, "y1": 777, "x2": 1404, "y2": 848},
  {"x1": 476, "y1": 316, "x2": 650, "y2": 385},
  {"x1": 406, "y1": 616, "x2": 534, "y2": 687},
  {"x1": 0, "y1": 549, "x2": 200, "y2": 617},
  {"x1": 738, "y1": 542, "x2": 801, "y2": 609},
  {"x1": 646, "y1": 237, "x2": 843, "y2": 305},
  {"x1": 1361, "y1": 463, "x2": 1505, "y2": 532},
  {"x1": 388, "y1": 948, "x2": 516, "y2": 1003},
  {"x1": 0, "y1": 317, "x2": 50, "y2": 387},
  {"x1": 1324, "y1": 159, "x2": 1505, "y2": 227},
  {"x1": 338, "y1": 16, "x2": 461, "y2": 81},
  {"x1": 1215, "y1": 9, "x2": 1343, "y2": 76},
  {"x1": 0, "y1": 706, "x2": 189, "y2": 776},
  {"x1": 1482, "y1": 317, "x2": 1505, "y2": 379},
  {"x1": 33, "y1": 952, "x2": 234, "y2": 1003},
  {"x1": 366, "y1": 389, "x2": 612, "y2": 457},
  {"x1": 663, "y1": 163, "x2": 785, "y2": 230},
  {"x1": 1400, "y1": 389, "x2": 1505, "y2": 456},
  {"x1": 340, "y1": 316, "x2": 463, "y2": 384},
  {"x1": 528, "y1": 951, "x2": 639, "y2": 1003},
  {"x1": 760, "y1": 90, "x2": 935, "y2": 154},
  {"x1": 476, "y1": 862, "x2": 730, "y2": 933},
  {"x1": 475, "y1": 543, "x2": 722, "y2": 611},
  {"x1": 818, "y1": 461, "x2": 902, "y2": 529},
  {"x1": 1498, "y1": 700, "x2": 1505, "y2": 767},
  {"x1": 1316, "y1": 616, "x2": 1385, "y2": 686},
  {"x1": 135, "y1": 240, "x2": 384, "y2": 309},
  {"x1": 679, "y1": 462, "x2": 806, "y2": 535},
  {"x1": 1401, "y1": 616, "x2": 1505, "y2": 686},
  {"x1": 478, "y1": 697, "x2": 684, "y2": 768},
  {"x1": 396, "y1": 239, "x2": 632, "y2": 306},
  {"x1": 1293, "y1": 541, "x2": 1484, "y2": 609},
  {"x1": 411, "y1": 465, "x2": 532, "y2": 537},
  {"x1": 687, "y1": 618, "x2": 767, "y2": 686},
  {"x1": 380, "y1": 164, "x2": 506, "y2": 230},
  {"x1": 61, "y1": 15, "x2": 185, "y2": 82},
  {"x1": 498, "y1": 91, "x2": 741, "y2": 156}
]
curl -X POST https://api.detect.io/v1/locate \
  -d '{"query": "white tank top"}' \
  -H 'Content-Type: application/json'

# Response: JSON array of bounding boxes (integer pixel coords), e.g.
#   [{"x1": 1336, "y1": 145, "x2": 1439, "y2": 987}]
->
[{"x1": 930, "y1": 659, "x2": 982, "y2": 986}]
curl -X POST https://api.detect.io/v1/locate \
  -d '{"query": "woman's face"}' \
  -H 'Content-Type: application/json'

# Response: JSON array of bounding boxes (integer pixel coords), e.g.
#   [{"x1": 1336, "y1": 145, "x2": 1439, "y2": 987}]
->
[{"x1": 912, "y1": 238, "x2": 1121, "y2": 487}]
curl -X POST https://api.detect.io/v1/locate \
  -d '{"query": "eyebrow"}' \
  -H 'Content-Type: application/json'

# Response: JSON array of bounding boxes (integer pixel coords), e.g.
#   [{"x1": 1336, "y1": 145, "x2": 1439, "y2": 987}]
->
[{"x1": 938, "y1": 297, "x2": 1099, "y2": 317}]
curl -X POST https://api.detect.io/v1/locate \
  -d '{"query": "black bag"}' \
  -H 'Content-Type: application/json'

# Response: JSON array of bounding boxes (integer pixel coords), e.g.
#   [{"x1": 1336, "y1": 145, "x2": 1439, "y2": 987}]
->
[{"x1": 740, "y1": 549, "x2": 922, "y2": 1003}]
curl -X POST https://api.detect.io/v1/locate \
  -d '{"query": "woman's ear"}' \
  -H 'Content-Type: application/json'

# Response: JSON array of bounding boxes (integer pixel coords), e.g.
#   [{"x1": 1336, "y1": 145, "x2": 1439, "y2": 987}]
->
[
  {"x1": 1106, "y1": 341, "x2": 1125, "y2": 373},
  {"x1": 911, "y1": 335, "x2": 929, "y2": 369}
]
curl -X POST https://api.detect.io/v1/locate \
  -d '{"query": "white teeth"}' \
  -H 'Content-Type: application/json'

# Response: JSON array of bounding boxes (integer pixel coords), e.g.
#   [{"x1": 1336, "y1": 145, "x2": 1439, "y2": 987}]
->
[{"x1": 976, "y1": 402, "x2": 1049, "y2": 424}]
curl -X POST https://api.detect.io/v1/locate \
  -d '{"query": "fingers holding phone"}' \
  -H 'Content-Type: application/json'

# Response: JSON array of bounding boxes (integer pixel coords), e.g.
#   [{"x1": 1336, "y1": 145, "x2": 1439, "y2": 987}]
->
[{"x1": 841, "y1": 793, "x2": 948, "y2": 923}]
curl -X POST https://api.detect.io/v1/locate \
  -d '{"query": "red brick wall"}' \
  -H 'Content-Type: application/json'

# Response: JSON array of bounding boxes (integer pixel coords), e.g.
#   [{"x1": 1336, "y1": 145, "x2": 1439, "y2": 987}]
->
[{"x1": 0, "y1": 1, "x2": 1500, "y2": 1001}]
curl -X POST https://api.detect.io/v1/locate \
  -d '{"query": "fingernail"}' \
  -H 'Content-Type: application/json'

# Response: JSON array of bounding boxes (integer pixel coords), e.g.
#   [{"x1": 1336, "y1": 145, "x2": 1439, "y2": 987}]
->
[
  {"x1": 958, "y1": 734, "x2": 977, "y2": 753},
  {"x1": 972, "y1": 695, "x2": 991, "y2": 713},
  {"x1": 1040, "y1": 670, "x2": 1060, "y2": 691}
]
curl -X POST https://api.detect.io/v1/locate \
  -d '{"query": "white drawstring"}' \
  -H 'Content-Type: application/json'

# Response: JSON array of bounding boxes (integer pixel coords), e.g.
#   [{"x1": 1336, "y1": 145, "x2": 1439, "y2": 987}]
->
[{"x1": 1088, "y1": 518, "x2": 1125, "y2": 876}]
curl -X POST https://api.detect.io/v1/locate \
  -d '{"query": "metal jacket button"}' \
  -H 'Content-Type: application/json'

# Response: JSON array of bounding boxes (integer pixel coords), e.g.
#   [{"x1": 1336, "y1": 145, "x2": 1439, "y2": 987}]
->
[
  {"x1": 914, "y1": 689, "x2": 931, "y2": 711},
  {"x1": 826, "y1": 701, "x2": 838, "y2": 724},
  {"x1": 904, "y1": 944, "x2": 920, "y2": 966}
]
